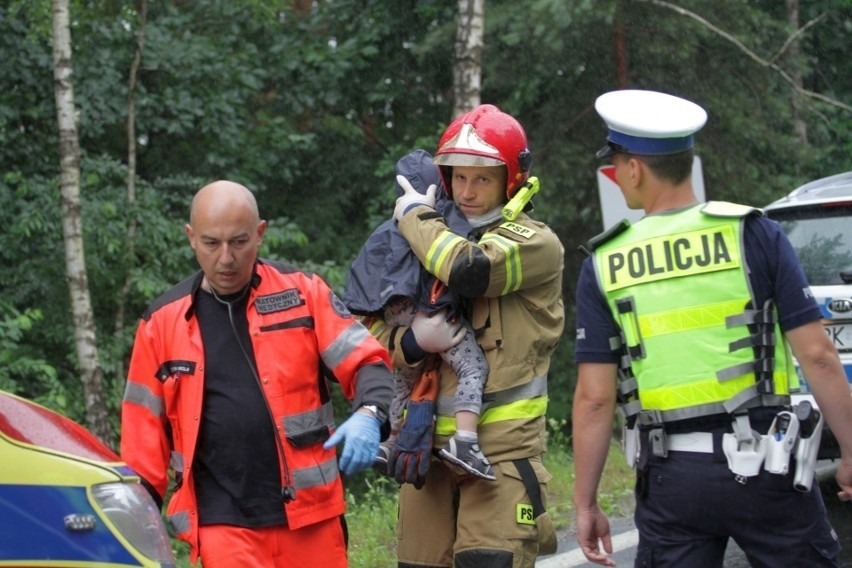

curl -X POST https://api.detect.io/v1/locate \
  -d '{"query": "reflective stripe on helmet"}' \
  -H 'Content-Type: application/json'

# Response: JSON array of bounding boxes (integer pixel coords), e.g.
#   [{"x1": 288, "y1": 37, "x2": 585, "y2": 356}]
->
[{"x1": 434, "y1": 104, "x2": 531, "y2": 199}]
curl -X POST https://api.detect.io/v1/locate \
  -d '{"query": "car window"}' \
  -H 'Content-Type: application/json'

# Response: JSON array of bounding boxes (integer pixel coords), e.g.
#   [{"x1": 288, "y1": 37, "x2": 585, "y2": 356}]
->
[{"x1": 768, "y1": 205, "x2": 852, "y2": 286}]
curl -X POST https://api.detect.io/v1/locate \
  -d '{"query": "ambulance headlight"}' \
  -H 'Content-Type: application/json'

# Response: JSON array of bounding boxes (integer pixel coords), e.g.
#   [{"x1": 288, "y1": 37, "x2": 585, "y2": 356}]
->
[{"x1": 91, "y1": 482, "x2": 176, "y2": 565}]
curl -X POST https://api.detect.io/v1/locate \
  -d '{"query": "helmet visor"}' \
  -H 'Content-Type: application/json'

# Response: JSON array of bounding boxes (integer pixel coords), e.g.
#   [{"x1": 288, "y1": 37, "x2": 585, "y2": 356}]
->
[{"x1": 433, "y1": 153, "x2": 504, "y2": 168}]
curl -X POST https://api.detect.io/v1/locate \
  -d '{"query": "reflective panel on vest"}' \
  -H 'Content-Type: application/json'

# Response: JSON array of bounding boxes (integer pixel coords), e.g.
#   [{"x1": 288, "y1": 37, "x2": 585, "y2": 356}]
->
[
  {"x1": 641, "y1": 373, "x2": 750, "y2": 411},
  {"x1": 123, "y1": 382, "x2": 164, "y2": 418},
  {"x1": 593, "y1": 205, "x2": 793, "y2": 418},
  {"x1": 639, "y1": 299, "x2": 746, "y2": 339},
  {"x1": 169, "y1": 511, "x2": 191, "y2": 535},
  {"x1": 292, "y1": 457, "x2": 339, "y2": 489},
  {"x1": 599, "y1": 224, "x2": 739, "y2": 292},
  {"x1": 323, "y1": 322, "x2": 370, "y2": 369},
  {"x1": 283, "y1": 402, "x2": 335, "y2": 437},
  {"x1": 170, "y1": 451, "x2": 185, "y2": 473}
]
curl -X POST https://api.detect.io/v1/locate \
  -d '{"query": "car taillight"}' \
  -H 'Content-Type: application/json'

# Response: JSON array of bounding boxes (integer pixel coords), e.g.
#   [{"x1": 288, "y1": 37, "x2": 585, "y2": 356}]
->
[{"x1": 91, "y1": 482, "x2": 176, "y2": 566}]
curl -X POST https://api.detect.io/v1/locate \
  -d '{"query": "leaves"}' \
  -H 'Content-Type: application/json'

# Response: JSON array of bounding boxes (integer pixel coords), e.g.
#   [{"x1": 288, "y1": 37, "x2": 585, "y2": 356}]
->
[{"x1": 0, "y1": 0, "x2": 849, "y2": 428}]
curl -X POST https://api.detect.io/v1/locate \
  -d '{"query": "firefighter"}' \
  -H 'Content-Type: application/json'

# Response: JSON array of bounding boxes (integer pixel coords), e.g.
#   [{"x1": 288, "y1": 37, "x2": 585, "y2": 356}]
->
[
  {"x1": 374, "y1": 104, "x2": 565, "y2": 567},
  {"x1": 573, "y1": 89, "x2": 852, "y2": 567},
  {"x1": 343, "y1": 149, "x2": 495, "y2": 480},
  {"x1": 120, "y1": 180, "x2": 393, "y2": 567}
]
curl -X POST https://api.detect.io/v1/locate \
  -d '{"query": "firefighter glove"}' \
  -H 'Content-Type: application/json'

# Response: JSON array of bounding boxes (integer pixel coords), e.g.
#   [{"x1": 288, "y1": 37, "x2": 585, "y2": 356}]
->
[
  {"x1": 393, "y1": 175, "x2": 436, "y2": 221},
  {"x1": 409, "y1": 309, "x2": 465, "y2": 354},
  {"x1": 389, "y1": 400, "x2": 436, "y2": 489},
  {"x1": 324, "y1": 411, "x2": 380, "y2": 476}
]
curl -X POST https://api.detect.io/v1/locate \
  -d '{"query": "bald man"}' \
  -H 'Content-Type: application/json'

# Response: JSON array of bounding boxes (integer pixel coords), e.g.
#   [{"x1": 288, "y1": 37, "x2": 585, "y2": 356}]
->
[{"x1": 121, "y1": 180, "x2": 393, "y2": 567}]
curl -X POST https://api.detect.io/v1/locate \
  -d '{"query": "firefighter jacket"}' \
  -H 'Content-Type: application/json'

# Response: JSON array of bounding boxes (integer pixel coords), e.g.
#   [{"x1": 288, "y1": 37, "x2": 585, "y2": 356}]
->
[
  {"x1": 589, "y1": 202, "x2": 797, "y2": 424},
  {"x1": 120, "y1": 259, "x2": 392, "y2": 560},
  {"x1": 370, "y1": 205, "x2": 565, "y2": 463}
]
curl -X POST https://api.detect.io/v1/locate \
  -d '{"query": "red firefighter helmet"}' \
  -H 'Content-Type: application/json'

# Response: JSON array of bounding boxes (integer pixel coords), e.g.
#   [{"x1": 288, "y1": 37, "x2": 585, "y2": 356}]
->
[{"x1": 433, "y1": 104, "x2": 532, "y2": 199}]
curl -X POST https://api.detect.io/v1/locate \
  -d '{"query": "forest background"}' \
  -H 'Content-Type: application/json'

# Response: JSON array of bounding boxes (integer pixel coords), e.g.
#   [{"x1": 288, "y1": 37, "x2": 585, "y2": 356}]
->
[{"x1": 1, "y1": 0, "x2": 850, "y2": 454}]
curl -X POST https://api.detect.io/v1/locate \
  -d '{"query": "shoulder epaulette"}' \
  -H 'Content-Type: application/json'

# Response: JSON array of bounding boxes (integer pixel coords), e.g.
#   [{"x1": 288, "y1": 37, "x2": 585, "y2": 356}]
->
[
  {"x1": 701, "y1": 201, "x2": 763, "y2": 218},
  {"x1": 584, "y1": 218, "x2": 631, "y2": 252}
]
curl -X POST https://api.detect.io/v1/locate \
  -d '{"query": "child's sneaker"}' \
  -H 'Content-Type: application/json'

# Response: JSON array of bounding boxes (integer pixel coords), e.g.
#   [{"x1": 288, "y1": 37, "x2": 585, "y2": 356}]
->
[{"x1": 438, "y1": 437, "x2": 496, "y2": 480}]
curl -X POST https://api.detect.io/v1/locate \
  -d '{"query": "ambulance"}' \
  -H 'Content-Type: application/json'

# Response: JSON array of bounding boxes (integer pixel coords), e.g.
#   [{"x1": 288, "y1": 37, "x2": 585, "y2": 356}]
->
[{"x1": 0, "y1": 389, "x2": 176, "y2": 567}]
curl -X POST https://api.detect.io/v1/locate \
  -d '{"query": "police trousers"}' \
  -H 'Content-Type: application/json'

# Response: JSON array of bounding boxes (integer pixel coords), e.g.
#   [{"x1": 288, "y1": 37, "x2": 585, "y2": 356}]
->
[
  {"x1": 396, "y1": 456, "x2": 552, "y2": 568},
  {"x1": 634, "y1": 450, "x2": 841, "y2": 567}
]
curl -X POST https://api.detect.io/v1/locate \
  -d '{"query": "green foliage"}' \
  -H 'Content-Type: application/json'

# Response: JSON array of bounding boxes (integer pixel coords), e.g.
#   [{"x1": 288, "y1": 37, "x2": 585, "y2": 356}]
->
[
  {"x1": 0, "y1": 0, "x2": 849, "y2": 437},
  {"x1": 3, "y1": 1, "x2": 844, "y2": 560},
  {"x1": 0, "y1": 302, "x2": 59, "y2": 403},
  {"x1": 345, "y1": 475, "x2": 400, "y2": 568},
  {"x1": 542, "y1": 418, "x2": 576, "y2": 527}
]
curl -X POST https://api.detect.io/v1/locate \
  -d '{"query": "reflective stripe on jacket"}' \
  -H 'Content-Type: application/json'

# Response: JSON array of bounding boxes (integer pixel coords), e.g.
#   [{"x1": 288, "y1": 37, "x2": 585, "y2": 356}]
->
[
  {"x1": 591, "y1": 202, "x2": 797, "y2": 422},
  {"x1": 120, "y1": 259, "x2": 391, "y2": 560}
]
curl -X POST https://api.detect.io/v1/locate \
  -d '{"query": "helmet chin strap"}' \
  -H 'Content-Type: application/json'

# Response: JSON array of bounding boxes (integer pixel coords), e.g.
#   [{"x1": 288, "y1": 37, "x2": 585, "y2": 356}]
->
[{"x1": 467, "y1": 206, "x2": 504, "y2": 228}]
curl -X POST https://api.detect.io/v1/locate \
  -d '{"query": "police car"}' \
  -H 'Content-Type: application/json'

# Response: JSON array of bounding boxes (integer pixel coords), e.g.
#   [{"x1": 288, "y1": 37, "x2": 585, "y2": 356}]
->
[
  {"x1": 0, "y1": 389, "x2": 176, "y2": 567},
  {"x1": 763, "y1": 171, "x2": 852, "y2": 459}
]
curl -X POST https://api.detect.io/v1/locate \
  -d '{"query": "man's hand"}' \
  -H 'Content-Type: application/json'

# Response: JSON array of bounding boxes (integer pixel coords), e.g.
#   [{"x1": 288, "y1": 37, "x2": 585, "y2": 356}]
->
[
  {"x1": 409, "y1": 309, "x2": 464, "y2": 353},
  {"x1": 323, "y1": 411, "x2": 380, "y2": 476},
  {"x1": 837, "y1": 458, "x2": 852, "y2": 502},
  {"x1": 576, "y1": 505, "x2": 616, "y2": 566},
  {"x1": 393, "y1": 175, "x2": 436, "y2": 221}
]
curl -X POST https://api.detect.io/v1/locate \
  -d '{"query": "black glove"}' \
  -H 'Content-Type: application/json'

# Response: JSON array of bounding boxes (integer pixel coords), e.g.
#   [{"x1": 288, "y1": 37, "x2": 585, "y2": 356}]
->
[{"x1": 389, "y1": 400, "x2": 435, "y2": 489}]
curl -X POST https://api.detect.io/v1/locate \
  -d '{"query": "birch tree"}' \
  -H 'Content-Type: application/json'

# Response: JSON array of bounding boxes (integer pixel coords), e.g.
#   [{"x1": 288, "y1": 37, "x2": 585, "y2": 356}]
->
[
  {"x1": 51, "y1": 0, "x2": 112, "y2": 446},
  {"x1": 114, "y1": 0, "x2": 148, "y2": 391},
  {"x1": 785, "y1": 0, "x2": 808, "y2": 149},
  {"x1": 452, "y1": 0, "x2": 484, "y2": 118}
]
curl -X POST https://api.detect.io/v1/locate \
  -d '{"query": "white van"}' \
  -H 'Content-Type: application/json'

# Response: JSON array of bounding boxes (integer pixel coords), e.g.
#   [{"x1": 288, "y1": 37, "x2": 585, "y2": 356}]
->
[{"x1": 763, "y1": 171, "x2": 852, "y2": 460}]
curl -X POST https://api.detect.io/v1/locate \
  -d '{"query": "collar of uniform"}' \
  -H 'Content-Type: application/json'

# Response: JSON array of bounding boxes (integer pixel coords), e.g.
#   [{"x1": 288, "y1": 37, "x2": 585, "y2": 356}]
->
[{"x1": 185, "y1": 262, "x2": 262, "y2": 320}]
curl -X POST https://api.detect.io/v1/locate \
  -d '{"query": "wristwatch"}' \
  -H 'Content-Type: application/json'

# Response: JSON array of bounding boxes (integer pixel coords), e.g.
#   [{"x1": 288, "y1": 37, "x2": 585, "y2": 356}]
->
[{"x1": 360, "y1": 404, "x2": 388, "y2": 423}]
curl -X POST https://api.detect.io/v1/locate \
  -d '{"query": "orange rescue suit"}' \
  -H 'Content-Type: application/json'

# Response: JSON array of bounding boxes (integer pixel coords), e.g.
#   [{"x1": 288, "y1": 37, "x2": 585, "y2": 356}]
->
[{"x1": 121, "y1": 260, "x2": 391, "y2": 561}]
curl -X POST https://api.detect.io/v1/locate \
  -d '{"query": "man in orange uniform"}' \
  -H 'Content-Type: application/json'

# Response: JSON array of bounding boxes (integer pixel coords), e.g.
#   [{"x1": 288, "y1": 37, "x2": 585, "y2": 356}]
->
[{"x1": 120, "y1": 180, "x2": 393, "y2": 567}]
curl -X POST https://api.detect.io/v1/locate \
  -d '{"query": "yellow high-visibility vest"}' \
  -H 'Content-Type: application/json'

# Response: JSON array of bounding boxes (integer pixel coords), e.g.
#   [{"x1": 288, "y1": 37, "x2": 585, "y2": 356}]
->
[{"x1": 592, "y1": 202, "x2": 797, "y2": 422}]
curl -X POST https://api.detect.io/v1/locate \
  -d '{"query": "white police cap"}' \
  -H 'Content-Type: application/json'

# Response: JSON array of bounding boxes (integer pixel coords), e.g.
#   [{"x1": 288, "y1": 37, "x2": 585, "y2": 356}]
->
[{"x1": 595, "y1": 89, "x2": 707, "y2": 158}]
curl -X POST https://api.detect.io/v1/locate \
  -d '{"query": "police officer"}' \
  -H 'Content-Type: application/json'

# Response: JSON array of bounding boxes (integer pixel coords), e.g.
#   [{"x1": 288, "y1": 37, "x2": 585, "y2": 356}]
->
[
  {"x1": 572, "y1": 89, "x2": 852, "y2": 567},
  {"x1": 120, "y1": 180, "x2": 393, "y2": 567},
  {"x1": 376, "y1": 105, "x2": 565, "y2": 567}
]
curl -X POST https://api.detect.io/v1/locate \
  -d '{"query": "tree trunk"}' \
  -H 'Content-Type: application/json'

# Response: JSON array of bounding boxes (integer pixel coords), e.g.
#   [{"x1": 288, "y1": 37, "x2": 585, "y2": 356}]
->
[
  {"x1": 786, "y1": 0, "x2": 808, "y2": 152},
  {"x1": 613, "y1": 0, "x2": 628, "y2": 88},
  {"x1": 114, "y1": 0, "x2": 148, "y2": 394},
  {"x1": 452, "y1": 0, "x2": 484, "y2": 118},
  {"x1": 51, "y1": 0, "x2": 113, "y2": 447}
]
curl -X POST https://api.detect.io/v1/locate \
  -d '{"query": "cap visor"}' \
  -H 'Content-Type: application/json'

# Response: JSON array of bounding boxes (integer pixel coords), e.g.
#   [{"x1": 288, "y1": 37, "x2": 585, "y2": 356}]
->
[{"x1": 595, "y1": 144, "x2": 615, "y2": 159}]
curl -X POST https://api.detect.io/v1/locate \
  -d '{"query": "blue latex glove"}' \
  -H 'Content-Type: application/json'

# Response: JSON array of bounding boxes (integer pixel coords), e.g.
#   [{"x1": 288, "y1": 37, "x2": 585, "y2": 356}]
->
[
  {"x1": 389, "y1": 400, "x2": 436, "y2": 489},
  {"x1": 393, "y1": 175, "x2": 436, "y2": 221},
  {"x1": 323, "y1": 412, "x2": 380, "y2": 476}
]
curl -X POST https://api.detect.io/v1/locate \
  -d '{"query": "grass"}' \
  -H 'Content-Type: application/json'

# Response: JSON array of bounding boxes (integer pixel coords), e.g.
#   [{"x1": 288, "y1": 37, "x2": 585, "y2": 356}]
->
[
  {"x1": 544, "y1": 432, "x2": 636, "y2": 534},
  {"x1": 346, "y1": 429, "x2": 636, "y2": 567},
  {"x1": 166, "y1": 431, "x2": 636, "y2": 567}
]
